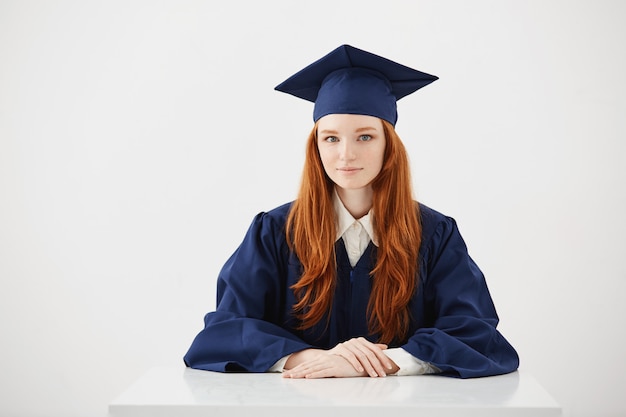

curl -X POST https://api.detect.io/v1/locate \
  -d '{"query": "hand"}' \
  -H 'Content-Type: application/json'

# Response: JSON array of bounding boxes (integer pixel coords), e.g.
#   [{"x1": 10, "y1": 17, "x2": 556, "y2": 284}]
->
[
  {"x1": 282, "y1": 338, "x2": 399, "y2": 379},
  {"x1": 282, "y1": 350, "x2": 366, "y2": 379},
  {"x1": 328, "y1": 337, "x2": 397, "y2": 378}
]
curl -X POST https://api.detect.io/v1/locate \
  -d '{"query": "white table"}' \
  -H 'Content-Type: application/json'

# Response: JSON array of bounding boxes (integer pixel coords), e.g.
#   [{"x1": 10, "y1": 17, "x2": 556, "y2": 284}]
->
[{"x1": 109, "y1": 366, "x2": 561, "y2": 417}]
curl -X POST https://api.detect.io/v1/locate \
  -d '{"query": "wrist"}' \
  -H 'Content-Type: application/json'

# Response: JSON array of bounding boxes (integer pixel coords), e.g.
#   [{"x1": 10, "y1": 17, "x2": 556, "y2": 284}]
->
[{"x1": 284, "y1": 348, "x2": 319, "y2": 370}]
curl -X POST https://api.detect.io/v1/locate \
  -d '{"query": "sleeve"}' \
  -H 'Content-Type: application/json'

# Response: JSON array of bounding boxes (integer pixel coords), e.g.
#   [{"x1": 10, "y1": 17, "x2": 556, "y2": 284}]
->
[
  {"x1": 401, "y1": 215, "x2": 520, "y2": 378},
  {"x1": 268, "y1": 355, "x2": 290, "y2": 373},
  {"x1": 183, "y1": 211, "x2": 312, "y2": 373},
  {"x1": 383, "y1": 348, "x2": 439, "y2": 376}
]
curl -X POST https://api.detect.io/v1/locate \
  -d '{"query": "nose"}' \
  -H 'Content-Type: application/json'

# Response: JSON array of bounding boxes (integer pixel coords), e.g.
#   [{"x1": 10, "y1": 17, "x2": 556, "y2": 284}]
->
[{"x1": 339, "y1": 139, "x2": 356, "y2": 161}]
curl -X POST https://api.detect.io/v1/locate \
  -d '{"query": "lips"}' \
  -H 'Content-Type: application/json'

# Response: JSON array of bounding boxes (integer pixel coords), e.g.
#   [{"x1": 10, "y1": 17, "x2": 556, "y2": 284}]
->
[{"x1": 337, "y1": 167, "x2": 362, "y2": 172}]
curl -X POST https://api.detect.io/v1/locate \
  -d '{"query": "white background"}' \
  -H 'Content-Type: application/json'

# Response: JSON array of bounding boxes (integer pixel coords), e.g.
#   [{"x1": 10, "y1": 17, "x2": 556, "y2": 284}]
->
[{"x1": 1, "y1": 1, "x2": 624, "y2": 416}]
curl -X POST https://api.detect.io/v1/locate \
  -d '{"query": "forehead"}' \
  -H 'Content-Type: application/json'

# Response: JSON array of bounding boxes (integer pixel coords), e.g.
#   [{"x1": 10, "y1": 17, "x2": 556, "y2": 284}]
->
[{"x1": 316, "y1": 114, "x2": 383, "y2": 132}]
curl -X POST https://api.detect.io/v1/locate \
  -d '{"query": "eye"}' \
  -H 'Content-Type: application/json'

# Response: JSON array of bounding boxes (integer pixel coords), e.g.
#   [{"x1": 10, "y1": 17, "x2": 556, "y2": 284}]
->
[
  {"x1": 358, "y1": 134, "x2": 372, "y2": 141},
  {"x1": 324, "y1": 136, "x2": 339, "y2": 143}
]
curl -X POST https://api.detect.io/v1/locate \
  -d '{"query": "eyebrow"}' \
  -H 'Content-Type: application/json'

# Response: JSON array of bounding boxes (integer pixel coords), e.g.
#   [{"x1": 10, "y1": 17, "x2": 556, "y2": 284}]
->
[{"x1": 319, "y1": 126, "x2": 378, "y2": 135}]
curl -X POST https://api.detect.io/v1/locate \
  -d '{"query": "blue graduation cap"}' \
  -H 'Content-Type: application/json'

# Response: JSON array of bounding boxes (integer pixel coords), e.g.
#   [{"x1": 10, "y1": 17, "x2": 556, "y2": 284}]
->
[{"x1": 275, "y1": 44, "x2": 438, "y2": 126}]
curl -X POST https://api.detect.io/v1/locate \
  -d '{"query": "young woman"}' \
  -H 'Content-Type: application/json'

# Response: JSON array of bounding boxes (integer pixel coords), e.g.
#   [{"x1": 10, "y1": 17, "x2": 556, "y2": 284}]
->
[{"x1": 184, "y1": 45, "x2": 519, "y2": 379}]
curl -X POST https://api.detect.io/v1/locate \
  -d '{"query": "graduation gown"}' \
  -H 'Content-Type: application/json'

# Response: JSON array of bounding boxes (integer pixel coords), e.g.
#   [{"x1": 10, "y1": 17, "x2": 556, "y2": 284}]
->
[{"x1": 183, "y1": 202, "x2": 519, "y2": 378}]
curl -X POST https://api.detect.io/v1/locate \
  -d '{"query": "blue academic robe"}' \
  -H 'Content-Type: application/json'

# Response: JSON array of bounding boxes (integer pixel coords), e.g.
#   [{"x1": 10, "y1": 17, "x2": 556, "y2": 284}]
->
[{"x1": 184, "y1": 202, "x2": 519, "y2": 378}]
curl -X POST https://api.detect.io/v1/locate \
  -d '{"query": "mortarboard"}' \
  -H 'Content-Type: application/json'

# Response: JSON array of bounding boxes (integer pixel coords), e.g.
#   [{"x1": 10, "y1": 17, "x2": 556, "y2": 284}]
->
[{"x1": 274, "y1": 44, "x2": 438, "y2": 126}]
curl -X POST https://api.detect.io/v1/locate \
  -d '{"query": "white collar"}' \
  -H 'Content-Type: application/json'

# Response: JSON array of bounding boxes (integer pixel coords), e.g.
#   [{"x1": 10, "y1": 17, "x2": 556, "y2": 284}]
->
[{"x1": 333, "y1": 189, "x2": 378, "y2": 246}]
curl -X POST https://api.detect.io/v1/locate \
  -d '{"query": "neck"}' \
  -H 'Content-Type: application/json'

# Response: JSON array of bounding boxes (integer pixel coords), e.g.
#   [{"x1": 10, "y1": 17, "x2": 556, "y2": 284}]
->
[{"x1": 336, "y1": 186, "x2": 373, "y2": 219}]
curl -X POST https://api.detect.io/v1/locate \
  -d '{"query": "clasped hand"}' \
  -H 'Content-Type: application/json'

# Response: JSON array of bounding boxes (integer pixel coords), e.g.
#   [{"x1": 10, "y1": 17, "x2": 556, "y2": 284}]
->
[{"x1": 282, "y1": 337, "x2": 399, "y2": 379}]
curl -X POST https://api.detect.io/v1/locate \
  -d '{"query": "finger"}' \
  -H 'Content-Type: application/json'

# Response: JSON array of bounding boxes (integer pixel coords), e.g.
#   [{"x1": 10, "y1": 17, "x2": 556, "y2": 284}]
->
[
  {"x1": 337, "y1": 340, "x2": 381, "y2": 377},
  {"x1": 371, "y1": 345, "x2": 395, "y2": 371},
  {"x1": 354, "y1": 343, "x2": 387, "y2": 377},
  {"x1": 330, "y1": 344, "x2": 365, "y2": 373},
  {"x1": 284, "y1": 355, "x2": 341, "y2": 378},
  {"x1": 354, "y1": 339, "x2": 394, "y2": 372},
  {"x1": 283, "y1": 363, "x2": 317, "y2": 379},
  {"x1": 286, "y1": 360, "x2": 339, "y2": 379},
  {"x1": 348, "y1": 338, "x2": 392, "y2": 376},
  {"x1": 302, "y1": 355, "x2": 362, "y2": 378},
  {"x1": 303, "y1": 367, "x2": 336, "y2": 379}
]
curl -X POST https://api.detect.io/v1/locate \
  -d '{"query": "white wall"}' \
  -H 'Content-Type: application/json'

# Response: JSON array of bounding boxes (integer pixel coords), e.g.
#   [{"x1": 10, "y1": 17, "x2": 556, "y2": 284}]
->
[{"x1": 1, "y1": 1, "x2": 624, "y2": 416}]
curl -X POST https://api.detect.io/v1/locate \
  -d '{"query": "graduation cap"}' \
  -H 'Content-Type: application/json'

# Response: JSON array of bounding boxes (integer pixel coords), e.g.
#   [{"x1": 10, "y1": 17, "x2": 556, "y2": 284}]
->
[{"x1": 275, "y1": 44, "x2": 438, "y2": 126}]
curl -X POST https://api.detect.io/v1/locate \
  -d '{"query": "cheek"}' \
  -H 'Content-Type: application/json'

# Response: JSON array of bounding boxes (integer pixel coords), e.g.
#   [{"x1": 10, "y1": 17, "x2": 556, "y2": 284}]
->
[
  {"x1": 317, "y1": 147, "x2": 333, "y2": 166},
  {"x1": 316, "y1": 148, "x2": 333, "y2": 174},
  {"x1": 373, "y1": 146, "x2": 386, "y2": 172}
]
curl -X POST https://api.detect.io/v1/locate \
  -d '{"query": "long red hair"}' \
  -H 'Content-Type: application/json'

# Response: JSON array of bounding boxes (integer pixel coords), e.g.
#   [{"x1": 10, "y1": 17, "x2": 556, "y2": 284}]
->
[{"x1": 286, "y1": 119, "x2": 421, "y2": 344}]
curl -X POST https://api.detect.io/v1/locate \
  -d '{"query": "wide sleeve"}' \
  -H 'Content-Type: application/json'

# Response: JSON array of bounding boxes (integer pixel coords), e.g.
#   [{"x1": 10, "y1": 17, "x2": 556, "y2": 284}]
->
[
  {"x1": 402, "y1": 213, "x2": 519, "y2": 378},
  {"x1": 183, "y1": 210, "x2": 312, "y2": 372}
]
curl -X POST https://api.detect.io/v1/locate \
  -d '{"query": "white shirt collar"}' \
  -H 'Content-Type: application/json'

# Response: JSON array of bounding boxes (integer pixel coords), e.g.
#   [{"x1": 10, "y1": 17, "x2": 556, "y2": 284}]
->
[{"x1": 333, "y1": 189, "x2": 378, "y2": 247}]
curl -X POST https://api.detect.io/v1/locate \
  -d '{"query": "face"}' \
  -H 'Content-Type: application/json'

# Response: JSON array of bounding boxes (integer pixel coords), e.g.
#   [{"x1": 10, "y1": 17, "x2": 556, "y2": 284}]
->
[{"x1": 316, "y1": 114, "x2": 386, "y2": 194}]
